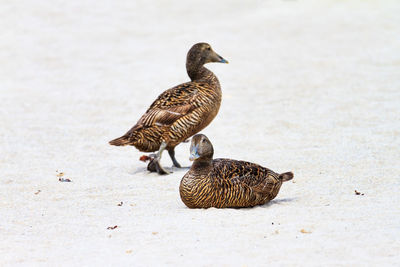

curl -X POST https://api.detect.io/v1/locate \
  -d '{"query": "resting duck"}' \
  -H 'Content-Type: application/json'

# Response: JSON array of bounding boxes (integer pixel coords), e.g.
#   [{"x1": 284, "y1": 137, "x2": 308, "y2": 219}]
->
[
  {"x1": 180, "y1": 134, "x2": 294, "y2": 208},
  {"x1": 109, "y1": 43, "x2": 228, "y2": 174}
]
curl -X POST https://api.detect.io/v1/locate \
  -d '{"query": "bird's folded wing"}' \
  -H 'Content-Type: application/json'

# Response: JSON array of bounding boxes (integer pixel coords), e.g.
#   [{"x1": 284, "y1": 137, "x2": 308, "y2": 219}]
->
[
  {"x1": 138, "y1": 105, "x2": 193, "y2": 127},
  {"x1": 214, "y1": 159, "x2": 269, "y2": 188},
  {"x1": 138, "y1": 82, "x2": 203, "y2": 127}
]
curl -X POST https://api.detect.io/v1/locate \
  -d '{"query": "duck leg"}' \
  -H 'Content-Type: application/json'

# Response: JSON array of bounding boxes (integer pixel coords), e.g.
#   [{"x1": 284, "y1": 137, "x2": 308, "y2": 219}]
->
[
  {"x1": 168, "y1": 148, "x2": 182, "y2": 168},
  {"x1": 147, "y1": 142, "x2": 169, "y2": 175},
  {"x1": 146, "y1": 154, "x2": 157, "y2": 172}
]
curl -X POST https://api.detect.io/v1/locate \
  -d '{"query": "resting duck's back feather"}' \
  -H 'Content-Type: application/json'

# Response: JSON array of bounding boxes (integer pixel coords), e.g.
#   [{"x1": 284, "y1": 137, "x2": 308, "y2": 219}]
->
[
  {"x1": 212, "y1": 159, "x2": 283, "y2": 205},
  {"x1": 180, "y1": 134, "x2": 293, "y2": 209},
  {"x1": 180, "y1": 158, "x2": 292, "y2": 209},
  {"x1": 212, "y1": 159, "x2": 278, "y2": 186}
]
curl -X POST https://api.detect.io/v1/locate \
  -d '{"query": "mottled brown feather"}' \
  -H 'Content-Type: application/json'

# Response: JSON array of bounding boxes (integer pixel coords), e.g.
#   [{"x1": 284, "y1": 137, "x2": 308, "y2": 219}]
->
[
  {"x1": 180, "y1": 135, "x2": 293, "y2": 208},
  {"x1": 109, "y1": 43, "x2": 226, "y2": 153}
]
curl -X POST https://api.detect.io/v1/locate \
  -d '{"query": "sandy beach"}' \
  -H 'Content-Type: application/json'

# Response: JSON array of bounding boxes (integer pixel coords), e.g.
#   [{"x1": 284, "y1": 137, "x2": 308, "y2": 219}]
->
[{"x1": 1, "y1": 0, "x2": 399, "y2": 266}]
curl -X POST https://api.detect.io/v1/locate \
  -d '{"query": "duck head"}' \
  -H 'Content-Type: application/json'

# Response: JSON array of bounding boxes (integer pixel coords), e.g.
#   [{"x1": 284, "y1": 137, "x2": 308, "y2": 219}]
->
[
  {"x1": 187, "y1": 43, "x2": 228, "y2": 67},
  {"x1": 189, "y1": 134, "x2": 214, "y2": 162}
]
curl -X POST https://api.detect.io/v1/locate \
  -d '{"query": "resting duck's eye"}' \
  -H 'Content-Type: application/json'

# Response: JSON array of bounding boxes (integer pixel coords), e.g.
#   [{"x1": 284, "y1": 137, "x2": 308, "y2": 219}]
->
[
  {"x1": 202, "y1": 138, "x2": 207, "y2": 143},
  {"x1": 206, "y1": 46, "x2": 211, "y2": 51}
]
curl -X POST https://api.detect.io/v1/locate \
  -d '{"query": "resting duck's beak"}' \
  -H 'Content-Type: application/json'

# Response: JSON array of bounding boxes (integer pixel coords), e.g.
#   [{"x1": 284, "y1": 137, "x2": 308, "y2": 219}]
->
[{"x1": 189, "y1": 145, "x2": 200, "y2": 161}]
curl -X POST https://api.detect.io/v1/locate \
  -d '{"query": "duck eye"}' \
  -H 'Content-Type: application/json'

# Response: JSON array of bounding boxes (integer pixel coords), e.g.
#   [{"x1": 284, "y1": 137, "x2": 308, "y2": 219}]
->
[
  {"x1": 202, "y1": 139, "x2": 207, "y2": 143},
  {"x1": 206, "y1": 46, "x2": 211, "y2": 51}
]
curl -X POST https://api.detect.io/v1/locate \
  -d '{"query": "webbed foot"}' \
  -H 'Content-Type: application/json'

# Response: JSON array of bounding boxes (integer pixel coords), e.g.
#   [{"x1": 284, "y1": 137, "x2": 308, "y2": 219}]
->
[{"x1": 147, "y1": 154, "x2": 170, "y2": 175}]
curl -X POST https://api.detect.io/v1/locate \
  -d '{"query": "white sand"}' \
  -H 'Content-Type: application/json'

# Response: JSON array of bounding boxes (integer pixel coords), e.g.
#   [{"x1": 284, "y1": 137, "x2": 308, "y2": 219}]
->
[{"x1": 1, "y1": 0, "x2": 399, "y2": 266}]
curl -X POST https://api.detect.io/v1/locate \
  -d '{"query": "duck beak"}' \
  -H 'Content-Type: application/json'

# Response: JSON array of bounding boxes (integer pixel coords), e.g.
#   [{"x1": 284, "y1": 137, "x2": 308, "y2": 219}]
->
[
  {"x1": 216, "y1": 53, "x2": 229, "y2": 64},
  {"x1": 209, "y1": 50, "x2": 229, "y2": 64},
  {"x1": 189, "y1": 145, "x2": 200, "y2": 161}
]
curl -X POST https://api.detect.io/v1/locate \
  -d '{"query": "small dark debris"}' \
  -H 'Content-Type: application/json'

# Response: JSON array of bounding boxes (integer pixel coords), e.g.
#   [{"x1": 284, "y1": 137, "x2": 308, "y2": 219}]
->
[
  {"x1": 57, "y1": 170, "x2": 72, "y2": 182},
  {"x1": 355, "y1": 190, "x2": 364, "y2": 196},
  {"x1": 59, "y1": 178, "x2": 72, "y2": 182},
  {"x1": 34, "y1": 190, "x2": 41, "y2": 195},
  {"x1": 272, "y1": 222, "x2": 274, "y2": 225},
  {"x1": 117, "y1": 202, "x2": 123, "y2": 206},
  {"x1": 107, "y1": 225, "x2": 118, "y2": 230}
]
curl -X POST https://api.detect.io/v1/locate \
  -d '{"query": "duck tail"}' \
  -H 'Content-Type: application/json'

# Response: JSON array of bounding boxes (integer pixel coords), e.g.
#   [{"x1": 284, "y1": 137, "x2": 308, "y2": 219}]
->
[
  {"x1": 109, "y1": 135, "x2": 130, "y2": 146},
  {"x1": 278, "y1": 172, "x2": 294, "y2": 182}
]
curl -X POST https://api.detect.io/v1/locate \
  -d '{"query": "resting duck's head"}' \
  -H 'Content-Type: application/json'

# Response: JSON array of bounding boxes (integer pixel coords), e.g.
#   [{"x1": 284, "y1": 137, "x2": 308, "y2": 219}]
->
[
  {"x1": 187, "y1": 43, "x2": 228, "y2": 67},
  {"x1": 189, "y1": 134, "x2": 214, "y2": 162}
]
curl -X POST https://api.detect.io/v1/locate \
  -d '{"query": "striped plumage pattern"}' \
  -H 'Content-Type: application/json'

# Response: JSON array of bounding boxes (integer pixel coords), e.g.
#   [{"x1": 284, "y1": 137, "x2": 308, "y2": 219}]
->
[
  {"x1": 109, "y1": 43, "x2": 224, "y2": 154},
  {"x1": 180, "y1": 159, "x2": 291, "y2": 208},
  {"x1": 109, "y1": 81, "x2": 221, "y2": 152},
  {"x1": 180, "y1": 134, "x2": 293, "y2": 208}
]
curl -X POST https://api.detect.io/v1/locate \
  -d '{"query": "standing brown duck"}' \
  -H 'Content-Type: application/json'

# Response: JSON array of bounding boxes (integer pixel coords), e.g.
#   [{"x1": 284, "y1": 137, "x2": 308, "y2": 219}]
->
[
  {"x1": 180, "y1": 134, "x2": 294, "y2": 208},
  {"x1": 109, "y1": 43, "x2": 228, "y2": 174}
]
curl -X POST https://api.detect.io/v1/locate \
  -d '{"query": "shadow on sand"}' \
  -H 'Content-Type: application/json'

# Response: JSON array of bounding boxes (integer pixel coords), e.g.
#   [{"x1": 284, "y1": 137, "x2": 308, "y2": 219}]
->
[
  {"x1": 262, "y1": 197, "x2": 298, "y2": 207},
  {"x1": 129, "y1": 166, "x2": 190, "y2": 175}
]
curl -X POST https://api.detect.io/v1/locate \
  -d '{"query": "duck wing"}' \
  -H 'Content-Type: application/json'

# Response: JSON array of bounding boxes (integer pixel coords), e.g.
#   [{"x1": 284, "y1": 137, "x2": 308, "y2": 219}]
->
[
  {"x1": 109, "y1": 81, "x2": 215, "y2": 148},
  {"x1": 212, "y1": 159, "x2": 277, "y2": 191},
  {"x1": 136, "y1": 82, "x2": 203, "y2": 128}
]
